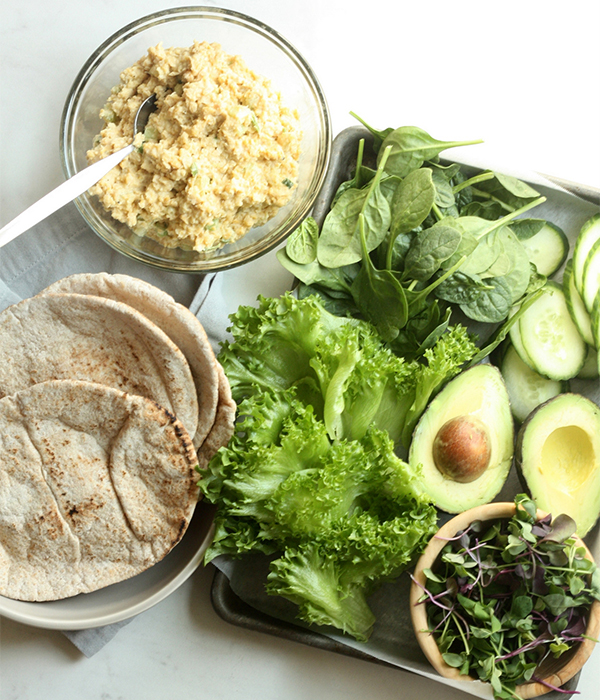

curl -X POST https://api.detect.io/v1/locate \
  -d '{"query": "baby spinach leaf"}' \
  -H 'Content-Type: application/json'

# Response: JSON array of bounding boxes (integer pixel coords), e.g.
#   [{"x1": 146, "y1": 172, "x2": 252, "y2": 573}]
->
[
  {"x1": 427, "y1": 162, "x2": 461, "y2": 210},
  {"x1": 479, "y1": 230, "x2": 514, "y2": 279},
  {"x1": 461, "y1": 200, "x2": 506, "y2": 220},
  {"x1": 330, "y1": 139, "x2": 376, "y2": 207},
  {"x1": 379, "y1": 174, "x2": 403, "y2": 207},
  {"x1": 403, "y1": 253, "x2": 467, "y2": 319},
  {"x1": 494, "y1": 172, "x2": 540, "y2": 200},
  {"x1": 493, "y1": 240, "x2": 532, "y2": 304},
  {"x1": 381, "y1": 230, "x2": 414, "y2": 271},
  {"x1": 276, "y1": 248, "x2": 358, "y2": 293},
  {"x1": 350, "y1": 215, "x2": 408, "y2": 341},
  {"x1": 459, "y1": 276, "x2": 513, "y2": 323},
  {"x1": 471, "y1": 171, "x2": 541, "y2": 212},
  {"x1": 349, "y1": 111, "x2": 394, "y2": 151},
  {"x1": 440, "y1": 228, "x2": 479, "y2": 270},
  {"x1": 378, "y1": 126, "x2": 483, "y2": 178},
  {"x1": 403, "y1": 222, "x2": 462, "y2": 281},
  {"x1": 390, "y1": 167, "x2": 436, "y2": 238},
  {"x1": 452, "y1": 169, "x2": 495, "y2": 194},
  {"x1": 317, "y1": 148, "x2": 392, "y2": 268},
  {"x1": 428, "y1": 161, "x2": 462, "y2": 181},
  {"x1": 525, "y1": 263, "x2": 547, "y2": 295},
  {"x1": 435, "y1": 271, "x2": 487, "y2": 305},
  {"x1": 390, "y1": 304, "x2": 451, "y2": 360},
  {"x1": 459, "y1": 232, "x2": 503, "y2": 277},
  {"x1": 297, "y1": 283, "x2": 360, "y2": 317},
  {"x1": 286, "y1": 216, "x2": 319, "y2": 264},
  {"x1": 431, "y1": 168, "x2": 456, "y2": 209},
  {"x1": 508, "y1": 218, "x2": 546, "y2": 241}
]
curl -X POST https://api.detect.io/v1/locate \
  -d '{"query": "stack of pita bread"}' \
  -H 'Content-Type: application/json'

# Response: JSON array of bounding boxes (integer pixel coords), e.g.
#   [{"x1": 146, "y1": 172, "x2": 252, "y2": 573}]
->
[{"x1": 0, "y1": 273, "x2": 235, "y2": 602}]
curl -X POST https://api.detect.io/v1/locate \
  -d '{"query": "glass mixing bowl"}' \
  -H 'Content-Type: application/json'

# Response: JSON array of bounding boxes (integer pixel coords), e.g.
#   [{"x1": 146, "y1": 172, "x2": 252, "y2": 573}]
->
[{"x1": 60, "y1": 6, "x2": 331, "y2": 273}]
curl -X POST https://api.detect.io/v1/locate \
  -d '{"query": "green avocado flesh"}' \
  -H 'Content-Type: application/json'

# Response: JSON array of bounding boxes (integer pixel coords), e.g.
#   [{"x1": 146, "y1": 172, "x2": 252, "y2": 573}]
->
[
  {"x1": 409, "y1": 364, "x2": 514, "y2": 513},
  {"x1": 517, "y1": 393, "x2": 600, "y2": 537}
]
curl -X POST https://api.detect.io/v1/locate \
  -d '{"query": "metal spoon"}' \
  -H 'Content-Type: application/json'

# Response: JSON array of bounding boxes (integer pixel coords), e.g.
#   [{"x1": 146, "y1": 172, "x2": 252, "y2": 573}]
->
[{"x1": 0, "y1": 94, "x2": 157, "y2": 249}]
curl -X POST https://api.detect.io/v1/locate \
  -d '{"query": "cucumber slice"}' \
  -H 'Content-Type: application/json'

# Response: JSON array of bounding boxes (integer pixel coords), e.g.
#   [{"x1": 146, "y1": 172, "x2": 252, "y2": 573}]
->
[
  {"x1": 572, "y1": 213, "x2": 600, "y2": 294},
  {"x1": 500, "y1": 343, "x2": 564, "y2": 423},
  {"x1": 563, "y1": 258, "x2": 595, "y2": 347},
  {"x1": 518, "y1": 281, "x2": 587, "y2": 381},
  {"x1": 520, "y1": 221, "x2": 569, "y2": 277},
  {"x1": 577, "y1": 344, "x2": 599, "y2": 379},
  {"x1": 581, "y1": 236, "x2": 600, "y2": 314},
  {"x1": 508, "y1": 305, "x2": 536, "y2": 369},
  {"x1": 592, "y1": 293, "x2": 600, "y2": 351}
]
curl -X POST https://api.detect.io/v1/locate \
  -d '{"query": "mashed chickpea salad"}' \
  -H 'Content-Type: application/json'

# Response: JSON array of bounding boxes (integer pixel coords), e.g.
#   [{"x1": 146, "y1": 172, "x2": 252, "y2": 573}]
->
[{"x1": 87, "y1": 41, "x2": 302, "y2": 252}]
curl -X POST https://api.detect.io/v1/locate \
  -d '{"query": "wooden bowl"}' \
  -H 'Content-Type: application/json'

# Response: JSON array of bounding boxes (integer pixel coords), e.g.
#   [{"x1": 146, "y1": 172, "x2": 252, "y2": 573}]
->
[{"x1": 410, "y1": 502, "x2": 600, "y2": 698}]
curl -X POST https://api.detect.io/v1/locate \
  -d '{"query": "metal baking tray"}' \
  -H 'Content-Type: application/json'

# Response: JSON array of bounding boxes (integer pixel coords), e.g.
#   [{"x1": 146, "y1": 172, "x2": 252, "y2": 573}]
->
[
  {"x1": 211, "y1": 567, "x2": 395, "y2": 667},
  {"x1": 210, "y1": 125, "x2": 600, "y2": 694}
]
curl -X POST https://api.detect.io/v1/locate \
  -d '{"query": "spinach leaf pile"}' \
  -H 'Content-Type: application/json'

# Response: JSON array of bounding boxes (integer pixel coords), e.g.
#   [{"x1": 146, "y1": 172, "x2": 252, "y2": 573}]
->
[
  {"x1": 414, "y1": 495, "x2": 600, "y2": 699},
  {"x1": 278, "y1": 115, "x2": 550, "y2": 358}
]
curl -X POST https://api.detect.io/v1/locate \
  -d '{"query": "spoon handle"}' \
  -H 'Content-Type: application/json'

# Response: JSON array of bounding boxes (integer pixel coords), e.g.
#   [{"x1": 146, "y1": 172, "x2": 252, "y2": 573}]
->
[{"x1": 0, "y1": 143, "x2": 134, "y2": 249}]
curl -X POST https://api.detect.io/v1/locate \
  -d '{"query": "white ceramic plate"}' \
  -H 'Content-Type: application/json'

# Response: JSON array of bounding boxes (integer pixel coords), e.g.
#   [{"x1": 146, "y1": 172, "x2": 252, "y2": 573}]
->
[{"x1": 0, "y1": 501, "x2": 215, "y2": 630}]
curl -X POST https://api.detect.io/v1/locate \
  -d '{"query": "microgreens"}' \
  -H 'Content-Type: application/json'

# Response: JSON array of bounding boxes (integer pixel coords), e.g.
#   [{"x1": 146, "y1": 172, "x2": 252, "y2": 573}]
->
[{"x1": 414, "y1": 495, "x2": 600, "y2": 699}]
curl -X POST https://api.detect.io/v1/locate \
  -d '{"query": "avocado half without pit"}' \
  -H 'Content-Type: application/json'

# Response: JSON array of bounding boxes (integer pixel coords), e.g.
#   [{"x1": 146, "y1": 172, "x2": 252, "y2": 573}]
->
[
  {"x1": 409, "y1": 364, "x2": 514, "y2": 513},
  {"x1": 516, "y1": 393, "x2": 600, "y2": 537}
]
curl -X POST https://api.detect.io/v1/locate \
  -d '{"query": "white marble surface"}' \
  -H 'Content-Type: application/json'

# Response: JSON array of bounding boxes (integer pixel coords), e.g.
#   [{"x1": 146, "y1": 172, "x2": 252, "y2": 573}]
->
[{"x1": 1, "y1": 1, "x2": 599, "y2": 699}]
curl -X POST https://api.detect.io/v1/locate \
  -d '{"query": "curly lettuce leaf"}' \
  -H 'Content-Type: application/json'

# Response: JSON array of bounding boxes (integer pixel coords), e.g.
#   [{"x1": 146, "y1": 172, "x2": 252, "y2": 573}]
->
[
  {"x1": 309, "y1": 321, "x2": 418, "y2": 443},
  {"x1": 219, "y1": 293, "x2": 352, "y2": 401},
  {"x1": 266, "y1": 543, "x2": 377, "y2": 642},
  {"x1": 265, "y1": 498, "x2": 437, "y2": 641},
  {"x1": 204, "y1": 514, "x2": 279, "y2": 564},
  {"x1": 400, "y1": 324, "x2": 478, "y2": 447},
  {"x1": 200, "y1": 390, "x2": 330, "y2": 517}
]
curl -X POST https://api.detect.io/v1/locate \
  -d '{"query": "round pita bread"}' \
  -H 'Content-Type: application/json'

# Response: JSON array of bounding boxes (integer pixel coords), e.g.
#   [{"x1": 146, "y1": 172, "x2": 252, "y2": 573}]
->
[
  {"x1": 0, "y1": 292, "x2": 198, "y2": 440},
  {"x1": 198, "y1": 362, "x2": 236, "y2": 469},
  {"x1": 40, "y1": 273, "x2": 220, "y2": 449},
  {"x1": 0, "y1": 380, "x2": 199, "y2": 602}
]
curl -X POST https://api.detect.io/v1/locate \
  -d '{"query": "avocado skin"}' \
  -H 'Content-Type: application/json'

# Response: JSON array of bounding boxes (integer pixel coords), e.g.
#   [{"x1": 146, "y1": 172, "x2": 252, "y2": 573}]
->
[{"x1": 515, "y1": 393, "x2": 600, "y2": 537}]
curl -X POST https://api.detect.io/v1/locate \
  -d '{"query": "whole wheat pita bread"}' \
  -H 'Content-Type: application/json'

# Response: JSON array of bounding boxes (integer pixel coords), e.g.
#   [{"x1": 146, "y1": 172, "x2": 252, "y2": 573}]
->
[
  {"x1": 0, "y1": 380, "x2": 199, "y2": 602},
  {"x1": 40, "y1": 273, "x2": 235, "y2": 456},
  {"x1": 0, "y1": 292, "x2": 198, "y2": 440},
  {"x1": 199, "y1": 362, "x2": 236, "y2": 469}
]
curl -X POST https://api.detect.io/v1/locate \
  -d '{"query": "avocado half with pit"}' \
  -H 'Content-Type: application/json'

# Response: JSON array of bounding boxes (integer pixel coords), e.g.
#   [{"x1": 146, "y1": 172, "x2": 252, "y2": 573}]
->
[
  {"x1": 516, "y1": 393, "x2": 600, "y2": 537},
  {"x1": 409, "y1": 364, "x2": 514, "y2": 513}
]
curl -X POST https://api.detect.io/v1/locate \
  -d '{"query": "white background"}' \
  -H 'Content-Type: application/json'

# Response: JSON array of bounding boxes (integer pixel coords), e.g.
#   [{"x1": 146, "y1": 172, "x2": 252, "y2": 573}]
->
[{"x1": 1, "y1": 1, "x2": 599, "y2": 699}]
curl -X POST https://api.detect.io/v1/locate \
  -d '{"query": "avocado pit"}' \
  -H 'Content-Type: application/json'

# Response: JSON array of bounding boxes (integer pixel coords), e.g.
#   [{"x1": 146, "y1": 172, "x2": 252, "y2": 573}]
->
[{"x1": 432, "y1": 415, "x2": 491, "y2": 483}]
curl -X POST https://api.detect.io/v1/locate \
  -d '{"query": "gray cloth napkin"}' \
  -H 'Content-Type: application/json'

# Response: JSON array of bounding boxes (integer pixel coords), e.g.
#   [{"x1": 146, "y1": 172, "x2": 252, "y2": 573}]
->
[{"x1": 0, "y1": 203, "x2": 292, "y2": 657}]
